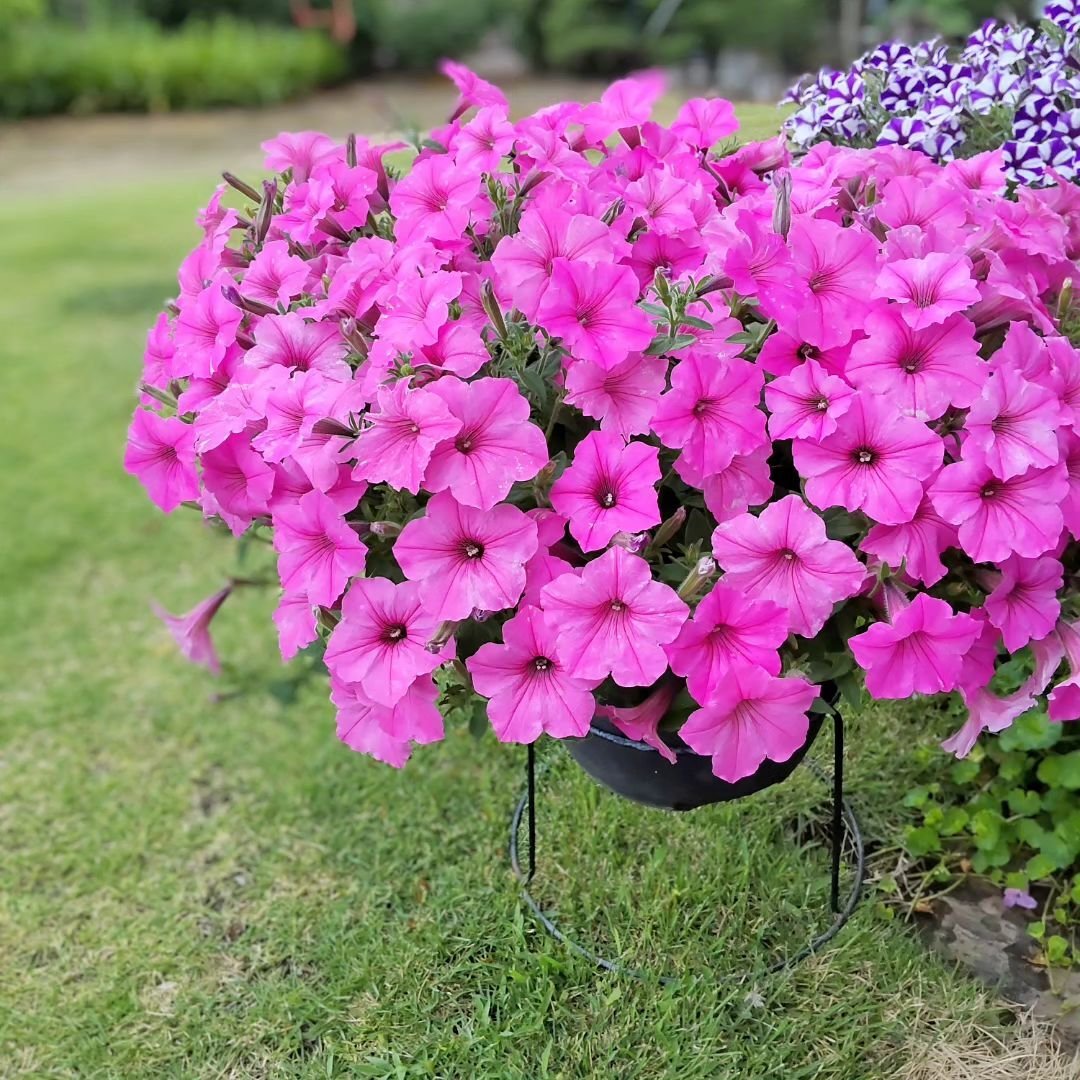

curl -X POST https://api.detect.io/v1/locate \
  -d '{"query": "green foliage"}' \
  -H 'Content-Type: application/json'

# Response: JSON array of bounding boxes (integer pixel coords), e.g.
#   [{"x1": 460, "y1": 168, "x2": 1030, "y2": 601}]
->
[
  {"x1": 0, "y1": 16, "x2": 346, "y2": 117},
  {"x1": 368, "y1": 0, "x2": 499, "y2": 73},
  {"x1": 527, "y1": 0, "x2": 828, "y2": 75},
  {"x1": 902, "y1": 703, "x2": 1080, "y2": 967}
]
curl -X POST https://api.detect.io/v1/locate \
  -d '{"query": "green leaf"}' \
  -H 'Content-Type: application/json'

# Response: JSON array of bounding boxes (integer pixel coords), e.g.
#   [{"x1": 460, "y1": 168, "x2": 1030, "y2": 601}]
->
[
  {"x1": 1028, "y1": 920, "x2": 1046, "y2": 941},
  {"x1": 999, "y1": 708, "x2": 1060, "y2": 752},
  {"x1": 1016, "y1": 818, "x2": 1046, "y2": 850},
  {"x1": 1007, "y1": 789, "x2": 1042, "y2": 817},
  {"x1": 1046, "y1": 936, "x2": 1070, "y2": 965},
  {"x1": 950, "y1": 758, "x2": 981, "y2": 785},
  {"x1": 1026, "y1": 853, "x2": 1057, "y2": 881},
  {"x1": 1038, "y1": 749, "x2": 1080, "y2": 790},
  {"x1": 971, "y1": 808, "x2": 1004, "y2": 852},
  {"x1": 1005, "y1": 871, "x2": 1030, "y2": 892},
  {"x1": 1038, "y1": 831, "x2": 1076, "y2": 870},
  {"x1": 905, "y1": 825, "x2": 941, "y2": 857},
  {"x1": 468, "y1": 705, "x2": 490, "y2": 740},
  {"x1": 835, "y1": 671, "x2": 864, "y2": 710},
  {"x1": 680, "y1": 315, "x2": 714, "y2": 332},
  {"x1": 903, "y1": 787, "x2": 930, "y2": 809},
  {"x1": 939, "y1": 807, "x2": 970, "y2": 836}
]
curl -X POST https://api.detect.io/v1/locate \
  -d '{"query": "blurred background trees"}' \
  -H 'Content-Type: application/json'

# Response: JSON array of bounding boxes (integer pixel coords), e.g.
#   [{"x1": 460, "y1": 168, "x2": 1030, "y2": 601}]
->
[{"x1": 0, "y1": 0, "x2": 1034, "y2": 118}]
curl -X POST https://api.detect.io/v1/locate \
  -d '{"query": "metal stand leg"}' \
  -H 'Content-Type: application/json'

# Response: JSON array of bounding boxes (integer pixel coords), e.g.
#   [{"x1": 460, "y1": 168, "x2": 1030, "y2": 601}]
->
[
  {"x1": 509, "y1": 725, "x2": 864, "y2": 982},
  {"x1": 830, "y1": 711, "x2": 844, "y2": 914},
  {"x1": 526, "y1": 741, "x2": 537, "y2": 885}
]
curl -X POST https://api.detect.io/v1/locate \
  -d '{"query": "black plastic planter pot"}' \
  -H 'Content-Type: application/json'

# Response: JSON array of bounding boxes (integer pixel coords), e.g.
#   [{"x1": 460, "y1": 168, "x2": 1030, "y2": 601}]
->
[{"x1": 564, "y1": 713, "x2": 826, "y2": 811}]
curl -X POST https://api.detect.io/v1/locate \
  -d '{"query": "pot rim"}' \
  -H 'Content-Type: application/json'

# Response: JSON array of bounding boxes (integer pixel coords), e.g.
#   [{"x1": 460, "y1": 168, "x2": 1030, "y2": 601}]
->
[{"x1": 585, "y1": 683, "x2": 840, "y2": 760}]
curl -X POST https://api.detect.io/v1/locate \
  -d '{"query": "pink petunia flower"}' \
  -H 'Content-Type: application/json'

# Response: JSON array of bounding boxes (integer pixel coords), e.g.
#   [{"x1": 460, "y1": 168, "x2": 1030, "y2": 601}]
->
[
  {"x1": 534, "y1": 258, "x2": 654, "y2": 370},
  {"x1": 549, "y1": 431, "x2": 661, "y2": 552},
  {"x1": 324, "y1": 578, "x2": 451, "y2": 707},
  {"x1": 964, "y1": 365, "x2": 1063, "y2": 480},
  {"x1": 124, "y1": 410, "x2": 200, "y2": 513},
  {"x1": 540, "y1": 547, "x2": 688, "y2": 687},
  {"x1": 241, "y1": 240, "x2": 310, "y2": 309},
  {"x1": 943, "y1": 628, "x2": 1064, "y2": 757},
  {"x1": 651, "y1": 352, "x2": 767, "y2": 482},
  {"x1": 680, "y1": 666, "x2": 820, "y2": 783},
  {"x1": 873, "y1": 252, "x2": 981, "y2": 330},
  {"x1": 670, "y1": 96, "x2": 739, "y2": 148},
  {"x1": 152, "y1": 586, "x2": 232, "y2": 675},
  {"x1": 439, "y1": 58, "x2": 508, "y2": 112},
  {"x1": 389, "y1": 155, "x2": 483, "y2": 245},
  {"x1": 173, "y1": 274, "x2": 243, "y2": 378},
  {"x1": 424, "y1": 377, "x2": 550, "y2": 510},
  {"x1": 332, "y1": 673, "x2": 444, "y2": 768},
  {"x1": 261, "y1": 130, "x2": 339, "y2": 183},
  {"x1": 711, "y1": 496, "x2": 866, "y2": 638},
  {"x1": 251, "y1": 369, "x2": 344, "y2": 464},
  {"x1": 793, "y1": 395, "x2": 943, "y2": 525},
  {"x1": 273, "y1": 590, "x2": 318, "y2": 661},
  {"x1": 764, "y1": 358, "x2": 855, "y2": 441},
  {"x1": 351, "y1": 381, "x2": 462, "y2": 494},
  {"x1": 375, "y1": 271, "x2": 463, "y2": 352},
  {"x1": 790, "y1": 217, "x2": 879, "y2": 348},
  {"x1": 491, "y1": 205, "x2": 619, "y2": 320},
  {"x1": 245, "y1": 313, "x2": 351, "y2": 376},
  {"x1": 1048, "y1": 619, "x2": 1080, "y2": 723},
  {"x1": 201, "y1": 433, "x2": 276, "y2": 535},
  {"x1": 576, "y1": 70, "x2": 666, "y2": 143},
  {"x1": 272, "y1": 489, "x2": 368, "y2": 607},
  {"x1": 451, "y1": 106, "x2": 516, "y2": 172},
  {"x1": 702, "y1": 447, "x2": 774, "y2": 523},
  {"x1": 665, "y1": 582, "x2": 789, "y2": 705},
  {"x1": 845, "y1": 309, "x2": 986, "y2": 421},
  {"x1": 418, "y1": 320, "x2": 490, "y2": 379},
  {"x1": 929, "y1": 461, "x2": 1068, "y2": 563},
  {"x1": 985, "y1": 555, "x2": 1063, "y2": 652},
  {"x1": 563, "y1": 352, "x2": 666, "y2": 438},
  {"x1": 850, "y1": 593, "x2": 982, "y2": 700},
  {"x1": 595, "y1": 681, "x2": 679, "y2": 763},
  {"x1": 394, "y1": 492, "x2": 538, "y2": 620},
  {"x1": 467, "y1": 606, "x2": 601, "y2": 743},
  {"x1": 860, "y1": 496, "x2": 956, "y2": 586}
]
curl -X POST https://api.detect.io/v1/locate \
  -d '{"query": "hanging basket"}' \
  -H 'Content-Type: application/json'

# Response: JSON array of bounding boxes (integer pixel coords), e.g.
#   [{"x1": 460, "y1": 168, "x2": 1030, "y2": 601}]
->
[{"x1": 564, "y1": 713, "x2": 827, "y2": 812}]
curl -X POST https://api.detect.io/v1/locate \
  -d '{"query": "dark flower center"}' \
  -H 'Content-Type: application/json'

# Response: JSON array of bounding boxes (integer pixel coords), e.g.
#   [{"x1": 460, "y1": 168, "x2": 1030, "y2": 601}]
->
[
  {"x1": 980, "y1": 483, "x2": 999, "y2": 500},
  {"x1": 598, "y1": 488, "x2": 617, "y2": 508},
  {"x1": 385, "y1": 624, "x2": 407, "y2": 643},
  {"x1": 813, "y1": 397, "x2": 829, "y2": 411},
  {"x1": 797, "y1": 343, "x2": 820, "y2": 361},
  {"x1": 463, "y1": 540, "x2": 485, "y2": 559},
  {"x1": 609, "y1": 599, "x2": 626, "y2": 613},
  {"x1": 854, "y1": 447, "x2": 876, "y2": 465},
  {"x1": 779, "y1": 547, "x2": 798, "y2": 562},
  {"x1": 990, "y1": 413, "x2": 1014, "y2": 435},
  {"x1": 532, "y1": 656, "x2": 552, "y2": 672}
]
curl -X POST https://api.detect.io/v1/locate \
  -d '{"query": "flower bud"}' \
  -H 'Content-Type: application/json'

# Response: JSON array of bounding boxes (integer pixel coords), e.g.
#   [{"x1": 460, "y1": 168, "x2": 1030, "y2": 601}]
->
[
  {"x1": 426, "y1": 620, "x2": 459, "y2": 652},
  {"x1": 480, "y1": 279, "x2": 509, "y2": 343},
  {"x1": 676, "y1": 555, "x2": 716, "y2": 601},
  {"x1": 610, "y1": 531, "x2": 649, "y2": 554},
  {"x1": 772, "y1": 170, "x2": 792, "y2": 239},
  {"x1": 254, "y1": 180, "x2": 277, "y2": 244},
  {"x1": 222, "y1": 171, "x2": 262, "y2": 203},
  {"x1": 346, "y1": 133, "x2": 358, "y2": 169},
  {"x1": 649, "y1": 507, "x2": 687, "y2": 552},
  {"x1": 369, "y1": 521, "x2": 402, "y2": 538},
  {"x1": 221, "y1": 284, "x2": 275, "y2": 317}
]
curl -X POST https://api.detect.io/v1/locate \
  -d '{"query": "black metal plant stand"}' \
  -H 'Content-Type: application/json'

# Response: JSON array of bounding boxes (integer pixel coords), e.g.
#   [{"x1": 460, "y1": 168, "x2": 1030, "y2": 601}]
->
[{"x1": 508, "y1": 711, "x2": 866, "y2": 983}]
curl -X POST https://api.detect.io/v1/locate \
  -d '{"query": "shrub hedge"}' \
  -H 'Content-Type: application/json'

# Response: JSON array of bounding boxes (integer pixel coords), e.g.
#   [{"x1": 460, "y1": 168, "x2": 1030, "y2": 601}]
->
[{"x1": 0, "y1": 17, "x2": 346, "y2": 117}]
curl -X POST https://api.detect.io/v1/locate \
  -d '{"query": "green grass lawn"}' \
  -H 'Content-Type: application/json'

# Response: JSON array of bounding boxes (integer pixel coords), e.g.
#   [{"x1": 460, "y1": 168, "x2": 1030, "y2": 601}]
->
[{"x1": 0, "y1": 112, "x2": 1004, "y2": 1079}]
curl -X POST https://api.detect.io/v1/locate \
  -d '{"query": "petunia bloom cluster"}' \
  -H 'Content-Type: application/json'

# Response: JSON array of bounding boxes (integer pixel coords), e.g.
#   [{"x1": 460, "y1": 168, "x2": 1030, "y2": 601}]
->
[
  {"x1": 783, "y1": 1, "x2": 1080, "y2": 186},
  {"x1": 129, "y1": 65, "x2": 1080, "y2": 783}
]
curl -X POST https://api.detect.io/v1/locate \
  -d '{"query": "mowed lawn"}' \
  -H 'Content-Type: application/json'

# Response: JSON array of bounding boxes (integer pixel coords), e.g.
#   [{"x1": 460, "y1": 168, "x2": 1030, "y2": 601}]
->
[{"x1": 0, "y1": 106, "x2": 1003, "y2": 1079}]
